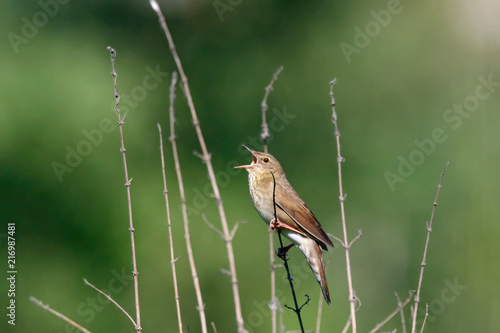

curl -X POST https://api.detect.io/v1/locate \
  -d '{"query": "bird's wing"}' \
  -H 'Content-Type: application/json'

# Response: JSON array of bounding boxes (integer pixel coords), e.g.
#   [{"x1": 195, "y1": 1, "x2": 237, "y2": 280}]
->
[{"x1": 275, "y1": 182, "x2": 333, "y2": 250}]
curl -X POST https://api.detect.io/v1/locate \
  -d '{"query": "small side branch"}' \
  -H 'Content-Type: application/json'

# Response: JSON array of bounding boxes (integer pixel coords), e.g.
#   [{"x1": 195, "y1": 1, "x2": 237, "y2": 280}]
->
[
  {"x1": 83, "y1": 278, "x2": 136, "y2": 327},
  {"x1": 420, "y1": 304, "x2": 429, "y2": 333},
  {"x1": 277, "y1": 300, "x2": 286, "y2": 333},
  {"x1": 271, "y1": 171, "x2": 306, "y2": 333},
  {"x1": 158, "y1": 123, "x2": 183, "y2": 333},
  {"x1": 395, "y1": 292, "x2": 408, "y2": 333},
  {"x1": 106, "y1": 46, "x2": 141, "y2": 332},
  {"x1": 341, "y1": 315, "x2": 352, "y2": 333},
  {"x1": 230, "y1": 220, "x2": 247, "y2": 240},
  {"x1": 349, "y1": 229, "x2": 362, "y2": 247},
  {"x1": 30, "y1": 296, "x2": 91, "y2": 333},
  {"x1": 202, "y1": 214, "x2": 224, "y2": 238},
  {"x1": 202, "y1": 214, "x2": 245, "y2": 242},
  {"x1": 368, "y1": 295, "x2": 411, "y2": 333},
  {"x1": 329, "y1": 78, "x2": 357, "y2": 333},
  {"x1": 410, "y1": 162, "x2": 449, "y2": 333},
  {"x1": 284, "y1": 295, "x2": 311, "y2": 312}
]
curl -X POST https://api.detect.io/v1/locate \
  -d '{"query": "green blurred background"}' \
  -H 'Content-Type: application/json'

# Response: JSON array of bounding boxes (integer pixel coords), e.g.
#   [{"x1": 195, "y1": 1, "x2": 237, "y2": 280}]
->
[{"x1": 1, "y1": 0, "x2": 499, "y2": 332}]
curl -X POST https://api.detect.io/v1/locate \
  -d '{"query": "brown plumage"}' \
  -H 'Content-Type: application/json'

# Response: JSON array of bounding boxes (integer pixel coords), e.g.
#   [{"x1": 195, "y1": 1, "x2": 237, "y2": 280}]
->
[{"x1": 236, "y1": 145, "x2": 333, "y2": 304}]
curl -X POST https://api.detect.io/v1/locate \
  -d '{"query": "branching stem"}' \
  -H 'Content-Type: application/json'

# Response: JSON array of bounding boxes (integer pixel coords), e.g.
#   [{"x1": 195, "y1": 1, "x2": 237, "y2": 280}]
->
[
  {"x1": 330, "y1": 78, "x2": 357, "y2": 332},
  {"x1": 106, "y1": 46, "x2": 141, "y2": 332},
  {"x1": 411, "y1": 162, "x2": 449, "y2": 333},
  {"x1": 158, "y1": 122, "x2": 183, "y2": 333}
]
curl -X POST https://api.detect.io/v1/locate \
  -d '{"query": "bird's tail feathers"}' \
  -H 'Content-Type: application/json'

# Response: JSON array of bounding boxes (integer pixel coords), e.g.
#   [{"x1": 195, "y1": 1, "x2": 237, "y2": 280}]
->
[{"x1": 299, "y1": 239, "x2": 331, "y2": 304}]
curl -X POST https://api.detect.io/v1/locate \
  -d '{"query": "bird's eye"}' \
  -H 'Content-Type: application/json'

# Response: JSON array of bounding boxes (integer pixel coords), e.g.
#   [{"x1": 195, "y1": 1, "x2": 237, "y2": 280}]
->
[{"x1": 263, "y1": 158, "x2": 269, "y2": 163}]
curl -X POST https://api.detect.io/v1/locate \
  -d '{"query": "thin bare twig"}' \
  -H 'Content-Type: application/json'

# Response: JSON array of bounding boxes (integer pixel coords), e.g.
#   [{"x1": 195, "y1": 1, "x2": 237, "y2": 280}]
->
[
  {"x1": 148, "y1": 3, "x2": 246, "y2": 331},
  {"x1": 328, "y1": 232, "x2": 346, "y2": 247},
  {"x1": 202, "y1": 214, "x2": 224, "y2": 238},
  {"x1": 269, "y1": 229, "x2": 277, "y2": 333},
  {"x1": 83, "y1": 278, "x2": 136, "y2": 327},
  {"x1": 30, "y1": 296, "x2": 91, "y2": 333},
  {"x1": 410, "y1": 162, "x2": 449, "y2": 333},
  {"x1": 349, "y1": 229, "x2": 362, "y2": 247},
  {"x1": 276, "y1": 300, "x2": 286, "y2": 333},
  {"x1": 395, "y1": 292, "x2": 407, "y2": 333},
  {"x1": 271, "y1": 171, "x2": 306, "y2": 333},
  {"x1": 106, "y1": 46, "x2": 141, "y2": 332},
  {"x1": 168, "y1": 72, "x2": 208, "y2": 333},
  {"x1": 211, "y1": 322, "x2": 218, "y2": 333},
  {"x1": 230, "y1": 220, "x2": 247, "y2": 240},
  {"x1": 368, "y1": 295, "x2": 411, "y2": 333},
  {"x1": 330, "y1": 78, "x2": 357, "y2": 332},
  {"x1": 315, "y1": 290, "x2": 323, "y2": 333},
  {"x1": 341, "y1": 315, "x2": 352, "y2": 333},
  {"x1": 158, "y1": 123, "x2": 183, "y2": 333},
  {"x1": 261, "y1": 65, "x2": 284, "y2": 149},
  {"x1": 420, "y1": 304, "x2": 429, "y2": 333},
  {"x1": 260, "y1": 65, "x2": 284, "y2": 333}
]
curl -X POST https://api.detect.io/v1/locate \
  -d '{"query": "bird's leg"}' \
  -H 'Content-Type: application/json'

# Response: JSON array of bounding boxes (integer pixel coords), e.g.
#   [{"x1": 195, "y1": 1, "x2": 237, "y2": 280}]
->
[
  {"x1": 270, "y1": 218, "x2": 303, "y2": 234},
  {"x1": 276, "y1": 243, "x2": 295, "y2": 260}
]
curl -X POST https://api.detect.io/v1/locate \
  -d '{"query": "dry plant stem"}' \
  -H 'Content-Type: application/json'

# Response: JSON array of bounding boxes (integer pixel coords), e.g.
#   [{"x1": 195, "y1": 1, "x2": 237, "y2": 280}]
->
[
  {"x1": 168, "y1": 72, "x2": 208, "y2": 333},
  {"x1": 329, "y1": 78, "x2": 357, "y2": 333},
  {"x1": 420, "y1": 304, "x2": 429, "y2": 333},
  {"x1": 341, "y1": 316, "x2": 352, "y2": 333},
  {"x1": 271, "y1": 171, "x2": 306, "y2": 333},
  {"x1": 30, "y1": 296, "x2": 91, "y2": 333},
  {"x1": 211, "y1": 322, "x2": 218, "y2": 333},
  {"x1": 277, "y1": 301, "x2": 286, "y2": 333},
  {"x1": 106, "y1": 46, "x2": 141, "y2": 332},
  {"x1": 158, "y1": 123, "x2": 183, "y2": 333},
  {"x1": 260, "y1": 65, "x2": 284, "y2": 333},
  {"x1": 395, "y1": 292, "x2": 407, "y2": 333},
  {"x1": 268, "y1": 229, "x2": 277, "y2": 333},
  {"x1": 261, "y1": 65, "x2": 284, "y2": 149},
  {"x1": 315, "y1": 291, "x2": 323, "y2": 333},
  {"x1": 148, "y1": 2, "x2": 245, "y2": 331},
  {"x1": 83, "y1": 278, "x2": 136, "y2": 326},
  {"x1": 410, "y1": 162, "x2": 449, "y2": 333},
  {"x1": 367, "y1": 295, "x2": 411, "y2": 333}
]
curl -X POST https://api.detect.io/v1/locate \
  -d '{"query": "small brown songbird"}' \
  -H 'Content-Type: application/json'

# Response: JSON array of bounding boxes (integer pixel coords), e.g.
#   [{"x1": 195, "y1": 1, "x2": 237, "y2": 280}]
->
[{"x1": 236, "y1": 145, "x2": 334, "y2": 304}]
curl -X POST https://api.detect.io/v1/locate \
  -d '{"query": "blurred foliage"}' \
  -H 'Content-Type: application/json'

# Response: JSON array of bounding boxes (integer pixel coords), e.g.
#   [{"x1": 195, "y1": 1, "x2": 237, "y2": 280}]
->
[{"x1": 1, "y1": 0, "x2": 499, "y2": 332}]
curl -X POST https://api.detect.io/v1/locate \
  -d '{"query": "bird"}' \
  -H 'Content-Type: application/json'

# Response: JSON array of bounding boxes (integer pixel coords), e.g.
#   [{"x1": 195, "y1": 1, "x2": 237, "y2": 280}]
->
[{"x1": 235, "y1": 145, "x2": 334, "y2": 304}]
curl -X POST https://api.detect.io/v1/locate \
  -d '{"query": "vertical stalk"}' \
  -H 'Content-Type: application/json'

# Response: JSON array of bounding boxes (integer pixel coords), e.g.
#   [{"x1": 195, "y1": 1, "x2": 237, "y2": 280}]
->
[
  {"x1": 329, "y1": 79, "x2": 356, "y2": 332},
  {"x1": 107, "y1": 46, "x2": 141, "y2": 332}
]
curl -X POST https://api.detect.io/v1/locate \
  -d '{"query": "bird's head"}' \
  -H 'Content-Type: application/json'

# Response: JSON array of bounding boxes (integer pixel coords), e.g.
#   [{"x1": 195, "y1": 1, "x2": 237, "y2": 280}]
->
[{"x1": 235, "y1": 145, "x2": 284, "y2": 180}]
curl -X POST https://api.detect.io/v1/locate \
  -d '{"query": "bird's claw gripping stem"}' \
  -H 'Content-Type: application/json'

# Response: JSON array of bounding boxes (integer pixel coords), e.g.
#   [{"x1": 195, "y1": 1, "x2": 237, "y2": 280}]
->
[{"x1": 276, "y1": 243, "x2": 295, "y2": 260}]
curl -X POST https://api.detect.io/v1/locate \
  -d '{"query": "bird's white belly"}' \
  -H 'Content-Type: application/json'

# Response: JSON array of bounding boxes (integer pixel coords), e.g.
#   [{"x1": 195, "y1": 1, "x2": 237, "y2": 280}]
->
[{"x1": 282, "y1": 228, "x2": 307, "y2": 247}]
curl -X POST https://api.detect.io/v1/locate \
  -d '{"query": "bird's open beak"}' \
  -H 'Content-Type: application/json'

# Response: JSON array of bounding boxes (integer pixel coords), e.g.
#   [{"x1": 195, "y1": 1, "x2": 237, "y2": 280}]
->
[{"x1": 235, "y1": 145, "x2": 257, "y2": 169}]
